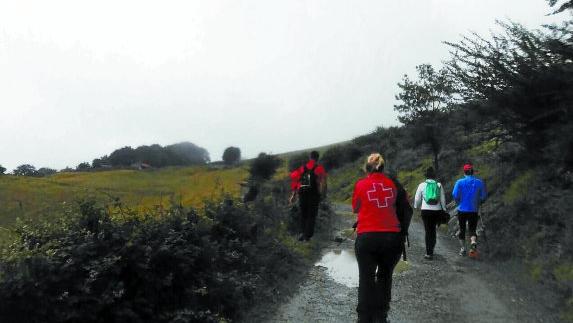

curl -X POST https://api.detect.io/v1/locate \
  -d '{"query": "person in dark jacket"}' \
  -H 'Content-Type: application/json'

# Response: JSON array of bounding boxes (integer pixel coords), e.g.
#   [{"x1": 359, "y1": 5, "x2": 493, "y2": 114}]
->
[
  {"x1": 289, "y1": 151, "x2": 327, "y2": 241},
  {"x1": 352, "y1": 153, "x2": 405, "y2": 323}
]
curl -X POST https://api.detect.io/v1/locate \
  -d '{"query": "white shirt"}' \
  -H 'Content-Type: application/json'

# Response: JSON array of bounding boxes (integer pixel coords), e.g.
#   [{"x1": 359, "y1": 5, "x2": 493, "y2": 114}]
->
[{"x1": 414, "y1": 180, "x2": 446, "y2": 211}]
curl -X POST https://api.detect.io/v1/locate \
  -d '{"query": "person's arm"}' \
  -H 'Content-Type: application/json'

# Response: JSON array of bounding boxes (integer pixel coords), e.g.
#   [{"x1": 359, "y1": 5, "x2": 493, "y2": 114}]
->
[
  {"x1": 316, "y1": 166, "x2": 327, "y2": 199},
  {"x1": 319, "y1": 175, "x2": 327, "y2": 199},
  {"x1": 289, "y1": 168, "x2": 301, "y2": 204},
  {"x1": 414, "y1": 183, "x2": 423, "y2": 209},
  {"x1": 452, "y1": 180, "x2": 460, "y2": 204},
  {"x1": 480, "y1": 180, "x2": 487, "y2": 203},
  {"x1": 352, "y1": 181, "x2": 361, "y2": 214},
  {"x1": 289, "y1": 190, "x2": 298, "y2": 205},
  {"x1": 440, "y1": 183, "x2": 447, "y2": 210}
]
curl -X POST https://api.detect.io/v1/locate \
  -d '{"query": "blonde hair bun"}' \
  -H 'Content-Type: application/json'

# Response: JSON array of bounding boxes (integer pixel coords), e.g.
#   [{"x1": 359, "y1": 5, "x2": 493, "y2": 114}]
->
[{"x1": 364, "y1": 153, "x2": 385, "y2": 172}]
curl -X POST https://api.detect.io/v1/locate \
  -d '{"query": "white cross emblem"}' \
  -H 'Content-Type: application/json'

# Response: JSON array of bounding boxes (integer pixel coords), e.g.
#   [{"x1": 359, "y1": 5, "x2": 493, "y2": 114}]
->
[{"x1": 367, "y1": 183, "x2": 394, "y2": 208}]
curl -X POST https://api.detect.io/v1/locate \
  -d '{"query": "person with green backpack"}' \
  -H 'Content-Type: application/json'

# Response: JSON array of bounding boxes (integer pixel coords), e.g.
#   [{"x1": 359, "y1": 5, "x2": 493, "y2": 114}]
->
[{"x1": 414, "y1": 167, "x2": 446, "y2": 260}]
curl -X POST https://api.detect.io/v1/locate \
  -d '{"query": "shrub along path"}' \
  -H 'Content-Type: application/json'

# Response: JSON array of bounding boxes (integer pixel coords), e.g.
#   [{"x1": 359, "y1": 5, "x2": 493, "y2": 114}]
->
[{"x1": 258, "y1": 204, "x2": 562, "y2": 323}]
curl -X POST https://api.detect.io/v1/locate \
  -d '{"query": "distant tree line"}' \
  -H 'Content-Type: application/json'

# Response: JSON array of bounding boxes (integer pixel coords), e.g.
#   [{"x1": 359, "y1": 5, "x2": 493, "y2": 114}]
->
[
  {"x1": 2, "y1": 141, "x2": 211, "y2": 177},
  {"x1": 93, "y1": 142, "x2": 210, "y2": 169}
]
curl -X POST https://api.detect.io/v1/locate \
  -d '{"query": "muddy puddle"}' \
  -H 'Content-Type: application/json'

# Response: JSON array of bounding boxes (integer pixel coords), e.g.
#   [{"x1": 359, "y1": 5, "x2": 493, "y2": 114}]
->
[
  {"x1": 315, "y1": 249, "x2": 359, "y2": 288},
  {"x1": 315, "y1": 248, "x2": 411, "y2": 288}
]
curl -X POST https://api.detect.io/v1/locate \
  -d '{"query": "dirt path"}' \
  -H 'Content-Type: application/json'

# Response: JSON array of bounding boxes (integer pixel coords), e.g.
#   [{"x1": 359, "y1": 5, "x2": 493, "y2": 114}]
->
[{"x1": 263, "y1": 204, "x2": 562, "y2": 323}]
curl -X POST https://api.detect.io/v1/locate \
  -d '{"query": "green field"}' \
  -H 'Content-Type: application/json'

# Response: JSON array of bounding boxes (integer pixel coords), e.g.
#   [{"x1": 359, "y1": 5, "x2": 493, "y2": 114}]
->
[{"x1": 0, "y1": 165, "x2": 249, "y2": 227}]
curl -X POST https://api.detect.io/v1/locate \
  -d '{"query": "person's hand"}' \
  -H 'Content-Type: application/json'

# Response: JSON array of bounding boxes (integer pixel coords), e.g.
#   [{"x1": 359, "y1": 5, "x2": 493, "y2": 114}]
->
[{"x1": 289, "y1": 193, "x2": 296, "y2": 205}]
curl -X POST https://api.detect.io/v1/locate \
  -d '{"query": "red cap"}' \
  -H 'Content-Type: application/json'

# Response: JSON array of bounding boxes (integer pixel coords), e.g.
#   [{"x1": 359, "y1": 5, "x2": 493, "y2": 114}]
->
[{"x1": 463, "y1": 163, "x2": 473, "y2": 171}]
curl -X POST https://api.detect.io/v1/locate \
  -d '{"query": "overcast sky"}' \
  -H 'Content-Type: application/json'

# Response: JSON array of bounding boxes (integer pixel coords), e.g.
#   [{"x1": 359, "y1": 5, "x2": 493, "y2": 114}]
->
[{"x1": 0, "y1": 0, "x2": 563, "y2": 171}]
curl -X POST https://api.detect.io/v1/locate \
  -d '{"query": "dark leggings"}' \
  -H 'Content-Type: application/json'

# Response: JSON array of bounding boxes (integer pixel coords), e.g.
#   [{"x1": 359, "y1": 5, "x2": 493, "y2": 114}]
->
[
  {"x1": 355, "y1": 232, "x2": 403, "y2": 321},
  {"x1": 299, "y1": 194, "x2": 320, "y2": 239},
  {"x1": 421, "y1": 210, "x2": 440, "y2": 256},
  {"x1": 458, "y1": 211, "x2": 478, "y2": 240}
]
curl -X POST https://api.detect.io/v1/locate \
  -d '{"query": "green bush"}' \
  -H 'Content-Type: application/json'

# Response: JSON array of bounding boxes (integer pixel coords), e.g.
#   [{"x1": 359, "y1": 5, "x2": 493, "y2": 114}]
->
[
  {"x1": 0, "y1": 194, "x2": 314, "y2": 323},
  {"x1": 249, "y1": 153, "x2": 282, "y2": 180}
]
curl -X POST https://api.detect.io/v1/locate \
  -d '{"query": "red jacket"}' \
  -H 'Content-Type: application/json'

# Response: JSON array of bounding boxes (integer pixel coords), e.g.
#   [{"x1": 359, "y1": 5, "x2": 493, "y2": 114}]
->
[
  {"x1": 352, "y1": 172, "x2": 401, "y2": 234},
  {"x1": 290, "y1": 160, "x2": 327, "y2": 191}
]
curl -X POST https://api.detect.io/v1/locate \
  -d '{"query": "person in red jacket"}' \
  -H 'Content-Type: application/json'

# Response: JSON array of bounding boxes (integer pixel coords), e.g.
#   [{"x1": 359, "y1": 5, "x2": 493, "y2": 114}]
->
[
  {"x1": 352, "y1": 153, "x2": 404, "y2": 323},
  {"x1": 289, "y1": 151, "x2": 327, "y2": 241}
]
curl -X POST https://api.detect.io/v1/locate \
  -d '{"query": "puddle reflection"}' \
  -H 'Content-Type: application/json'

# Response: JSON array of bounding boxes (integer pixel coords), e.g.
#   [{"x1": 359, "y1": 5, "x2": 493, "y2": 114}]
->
[
  {"x1": 315, "y1": 249, "x2": 411, "y2": 288},
  {"x1": 315, "y1": 249, "x2": 359, "y2": 288}
]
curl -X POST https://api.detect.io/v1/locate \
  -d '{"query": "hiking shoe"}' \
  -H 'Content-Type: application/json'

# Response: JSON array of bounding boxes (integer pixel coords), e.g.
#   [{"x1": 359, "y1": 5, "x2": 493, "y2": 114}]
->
[
  {"x1": 424, "y1": 254, "x2": 433, "y2": 260},
  {"x1": 459, "y1": 248, "x2": 466, "y2": 256}
]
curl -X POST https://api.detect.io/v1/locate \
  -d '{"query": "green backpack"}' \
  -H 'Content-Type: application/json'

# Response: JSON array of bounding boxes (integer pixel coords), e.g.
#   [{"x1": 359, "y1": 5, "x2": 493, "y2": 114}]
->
[{"x1": 424, "y1": 180, "x2": 440, "y2": 205}]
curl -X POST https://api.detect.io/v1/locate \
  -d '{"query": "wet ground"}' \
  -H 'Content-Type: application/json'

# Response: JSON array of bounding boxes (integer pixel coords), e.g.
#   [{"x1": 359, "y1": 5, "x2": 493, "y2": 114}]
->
[{"x1": 253, "y1": 204, "x2": 563, "y2": 323}]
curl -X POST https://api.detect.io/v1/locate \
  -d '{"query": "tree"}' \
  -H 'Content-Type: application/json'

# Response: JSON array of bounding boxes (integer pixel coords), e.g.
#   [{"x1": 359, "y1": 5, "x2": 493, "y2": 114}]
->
[
  {"x1": 222, "y1": 147, "x2": 241, "y2": 165},
  {"x1": 76, "y1": 162, "x2": 91, "y2": 171},
  {"x1": 547, "y1": 0, "x2": 573, "y2": 13},
  {"x1": 37, "y1": 167, "x2": 57, "y2": 177},
  {"x1": 394, "y1": 64, "x2": 456, "y2": 125},
  {"x1": 166, "y1": 142, "x2": 210, "y2": 165},
  {"x1": 91, "y1": 157, "x2": 110, "y2": 169},
  {"x1": 249, "y1": 153, "x2": 282, "y2": 181},
  {"x1": 0, "y1": 165, "x2": 6, "y2": 175},
  {"x1": 13, "y1": 164, "x2": 39, "y2": 177},
  {"x1": 394, "y1": 64, "x2": 456, "y2": 172},
  {"x1": 109, "y1": 146, "x2": 137, "y2": 167},
  {"x1": 445, "y1": 21, "x2": 573, "y2": 159}
]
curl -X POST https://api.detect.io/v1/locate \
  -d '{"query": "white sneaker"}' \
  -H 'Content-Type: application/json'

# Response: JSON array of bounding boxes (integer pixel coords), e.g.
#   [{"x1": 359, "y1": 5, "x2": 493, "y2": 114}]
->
[{"x1": 459, "y1": 248, "x2": 466, "y2": 256}]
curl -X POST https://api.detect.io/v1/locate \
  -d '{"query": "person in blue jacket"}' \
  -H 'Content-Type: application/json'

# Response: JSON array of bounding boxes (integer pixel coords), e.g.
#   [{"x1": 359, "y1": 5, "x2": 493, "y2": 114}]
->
[{"x1": 452, "y1": 163, "x2": 487, "y2": 256}]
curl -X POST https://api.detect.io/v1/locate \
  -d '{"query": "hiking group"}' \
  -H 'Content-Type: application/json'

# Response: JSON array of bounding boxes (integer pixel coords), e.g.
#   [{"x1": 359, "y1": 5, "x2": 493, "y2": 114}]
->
[{"x1": 289, "y1": 151, "x2": 487, "y2": 323}]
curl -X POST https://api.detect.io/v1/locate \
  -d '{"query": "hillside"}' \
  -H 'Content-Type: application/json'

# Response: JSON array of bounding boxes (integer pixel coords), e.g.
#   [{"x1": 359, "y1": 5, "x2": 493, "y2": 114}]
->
[
  {"x1": 0, "y1": 166, "x2": 248, "y2": 228},
  {"x1": 1, "y1": 2, "x2": 572, "y2": 321}
]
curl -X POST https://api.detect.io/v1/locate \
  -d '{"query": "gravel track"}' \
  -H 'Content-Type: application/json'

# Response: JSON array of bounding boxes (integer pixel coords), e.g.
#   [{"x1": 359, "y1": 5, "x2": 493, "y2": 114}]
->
[{"x1": 257, "y1": 204, "x2": 562, "y2": 323}]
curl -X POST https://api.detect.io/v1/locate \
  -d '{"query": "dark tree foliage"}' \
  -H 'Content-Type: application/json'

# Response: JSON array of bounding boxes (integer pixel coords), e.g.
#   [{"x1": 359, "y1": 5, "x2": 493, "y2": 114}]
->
[
  {"x1": 91, "y1": 157, "x2": 110, "y2": 169},
  {"x1": 13, "y1": 164, "x2": 39, "y2": 177},
  {"x1": 394, "y1": 64, "x2": 456, "y2": 172},
  {"x1": 165, "y1": 142, "x2": 210, "y2": 165},
  {"x1": 37, "y1": 168, "x2": 57, "y2": 177},
  {"x1": 445, "y1": 20, "x2": 573, "y2": 159},
  {"x1": 547, "y1": 0, "x2": 573, "y2": 14},
  {"x1": 249, "y1": 153, "x2": 282, "y2": 180},
  {"x1": 0, "y1": 165, "x2": 6, "y2": 174},
  {"x1": 134, "y1": 144, "x2": 181, "y2": 168},
  {"x1": 394, "y1": 64, "x2": 456, "y2": 125},
  {"x1": 109, "y1": 146, "x2": 137, "y2": 167},
  {"x1": 105, "y1": 142, "x2": 210, "y2": 168},
  {"x1": 76, "y1": 162, "x2": 91, "y2": 171},
  {"x1": 222, "y1": 147, "x2": 241, "y2": 165}
]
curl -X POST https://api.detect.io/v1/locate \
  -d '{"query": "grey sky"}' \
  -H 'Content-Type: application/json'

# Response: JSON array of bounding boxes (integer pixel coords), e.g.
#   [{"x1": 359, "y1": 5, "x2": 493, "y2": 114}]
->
[{"x1": 0, "y1": 0, "x2": 562, "y2": 171}]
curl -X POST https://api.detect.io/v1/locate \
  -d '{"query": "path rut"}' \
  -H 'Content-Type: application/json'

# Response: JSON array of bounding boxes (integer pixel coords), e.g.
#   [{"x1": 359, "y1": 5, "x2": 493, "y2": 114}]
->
[{"x1": 259, "y1": 204, "x2": 562, "y2": 322}]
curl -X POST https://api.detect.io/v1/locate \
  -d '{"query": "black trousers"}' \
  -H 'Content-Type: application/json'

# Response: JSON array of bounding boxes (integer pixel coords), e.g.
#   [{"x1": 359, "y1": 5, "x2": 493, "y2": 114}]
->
[
  {"x1": 299, "y1": 194, "x2": 320, "y2": 239},
  {"x1": 421, "y1": 210, "x2": 440, "y2": 256},
  {"x1": 458, "y1": 211, "x2": 478, "y2": 240},
  {"x1": 355, "y1": 232, "x2": 403, "y2": 321}
]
